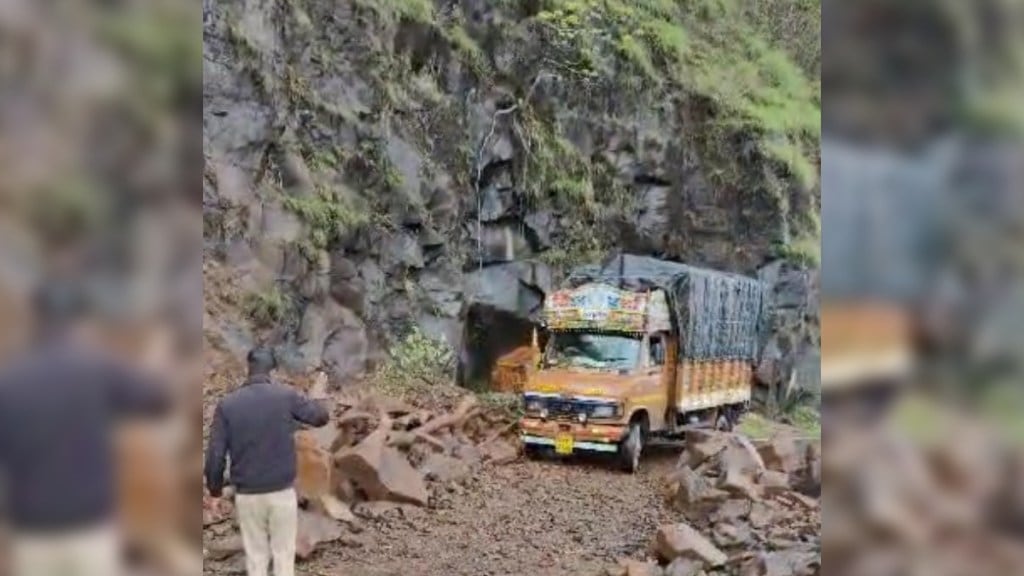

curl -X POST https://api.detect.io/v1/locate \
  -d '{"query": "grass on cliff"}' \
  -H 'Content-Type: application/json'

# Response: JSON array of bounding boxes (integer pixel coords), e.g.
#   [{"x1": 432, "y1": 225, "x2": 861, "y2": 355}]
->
[
  {"x1": 535, "y1": 0, "x2": 820, "y2": 188},
  {"x1": 282, "y1": 192, "x2": 368, "y2": 253}
]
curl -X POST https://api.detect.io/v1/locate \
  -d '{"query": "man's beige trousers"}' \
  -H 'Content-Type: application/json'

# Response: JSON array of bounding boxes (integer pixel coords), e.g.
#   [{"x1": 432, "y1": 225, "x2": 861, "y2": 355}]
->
[
  {"x1": 11, "y1": 524, "x2": 120, "y2": 576},
  {"x1": 236, "y1": 488, "x2": 298, "y2": 576}
]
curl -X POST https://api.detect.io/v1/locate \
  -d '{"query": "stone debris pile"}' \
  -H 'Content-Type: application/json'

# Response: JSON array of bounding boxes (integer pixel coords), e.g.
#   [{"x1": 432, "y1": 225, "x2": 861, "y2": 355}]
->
[
  {"x1": 203, "y1": 391, "x2": 518, "y2": 565},
  {"x1": 609, "y1": 430, "x2": 821, "y2": 576},
  {"x1": 823, "y1": 418, "x2": 1024, "y2": 576}
]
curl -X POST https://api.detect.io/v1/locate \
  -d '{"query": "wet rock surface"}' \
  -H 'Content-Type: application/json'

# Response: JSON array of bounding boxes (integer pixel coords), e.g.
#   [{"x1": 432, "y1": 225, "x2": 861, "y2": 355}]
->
[{"x1": 202, "y1": 0, "x2": 821, "y2": 387}]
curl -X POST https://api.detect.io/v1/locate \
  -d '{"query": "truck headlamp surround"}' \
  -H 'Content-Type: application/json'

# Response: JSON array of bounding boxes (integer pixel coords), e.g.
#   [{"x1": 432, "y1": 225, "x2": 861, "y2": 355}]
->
[
  {"x1": 524, "y1": 398, "x2": 545, "y2": 413},
  {"x1": 589, "y1": 403, "x2": 620, "y2": 419}
]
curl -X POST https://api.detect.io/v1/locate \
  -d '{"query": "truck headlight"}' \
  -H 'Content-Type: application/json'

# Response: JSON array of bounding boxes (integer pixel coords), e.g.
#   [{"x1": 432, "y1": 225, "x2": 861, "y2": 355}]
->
[
  {"x1": 524, "y1": 398, "x2": 545, "y2": 413},
  {"x1": 590, "y1": 404, "x2": 619, "y2": 419}
]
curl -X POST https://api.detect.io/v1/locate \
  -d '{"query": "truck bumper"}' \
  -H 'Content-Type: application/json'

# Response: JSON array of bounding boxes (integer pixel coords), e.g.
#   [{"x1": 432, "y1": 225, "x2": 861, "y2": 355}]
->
[{"x1": 518, "y1": 418, "x2": 625, "y2": 453}]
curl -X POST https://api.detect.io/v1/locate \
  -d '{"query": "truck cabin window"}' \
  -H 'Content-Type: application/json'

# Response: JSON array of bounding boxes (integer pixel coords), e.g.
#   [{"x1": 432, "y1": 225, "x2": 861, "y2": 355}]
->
[
  {"x1": 650, "y1": 336, "x2": 665, "y2": 366},
  {"x1": 545, "y1": 332, "x2": 640, "y2": 371}
]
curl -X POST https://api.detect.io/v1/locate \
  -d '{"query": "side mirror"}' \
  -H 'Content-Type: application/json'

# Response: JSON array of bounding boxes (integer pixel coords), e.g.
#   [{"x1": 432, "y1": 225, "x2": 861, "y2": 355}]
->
[{"x1": 651, "y1": 339, "x2": 665, "y2": 366}]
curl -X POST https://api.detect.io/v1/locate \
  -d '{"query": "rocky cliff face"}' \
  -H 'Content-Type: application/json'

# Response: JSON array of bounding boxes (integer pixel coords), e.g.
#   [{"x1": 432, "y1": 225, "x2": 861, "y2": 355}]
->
[{"x1": 202, "y1": 0, "x2": 821, "y2": 385}]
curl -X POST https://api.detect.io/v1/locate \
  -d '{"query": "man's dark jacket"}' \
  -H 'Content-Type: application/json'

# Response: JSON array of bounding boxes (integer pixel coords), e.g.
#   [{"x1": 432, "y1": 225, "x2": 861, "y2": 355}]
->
[
  {"x1": 204, "y1": 374, "x2": 329, "y2": 497},
  {"x1": 0, "y1": 339, "x2": 168, "y2": 532}
]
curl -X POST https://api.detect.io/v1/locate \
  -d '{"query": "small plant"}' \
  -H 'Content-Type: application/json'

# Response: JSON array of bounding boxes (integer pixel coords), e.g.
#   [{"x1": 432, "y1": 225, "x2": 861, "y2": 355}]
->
[
  {"x1": 282, "y1": 192, "x2": 367, "y2": 252},
  {"x1": 772, "y1": 237, "x2": 820, "y2": 268},
  {"x1": 374, "y1": 326, "x2": 456, "y2": 395},
  {"x1": 769, "y1": 385, "x2": 821, "y2": 436},
  {"x1": 243, "y1": 287, "x2": 289, "y2": 328},
  {"x1": 477, "y1": 392, "x2": 525, "y2": 419}
]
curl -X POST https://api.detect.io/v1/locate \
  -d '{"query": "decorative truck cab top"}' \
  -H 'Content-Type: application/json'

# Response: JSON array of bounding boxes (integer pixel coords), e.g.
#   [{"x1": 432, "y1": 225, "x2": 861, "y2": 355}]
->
[{"x1": 544, "y1": 283, "x2": 671, "y2": 334}]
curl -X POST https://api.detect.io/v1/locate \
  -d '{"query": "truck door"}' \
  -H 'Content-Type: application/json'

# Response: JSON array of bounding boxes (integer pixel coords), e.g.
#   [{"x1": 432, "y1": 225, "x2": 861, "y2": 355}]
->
[{"x1": 643, "y1": 332, "x2": 671, "y2": 431}]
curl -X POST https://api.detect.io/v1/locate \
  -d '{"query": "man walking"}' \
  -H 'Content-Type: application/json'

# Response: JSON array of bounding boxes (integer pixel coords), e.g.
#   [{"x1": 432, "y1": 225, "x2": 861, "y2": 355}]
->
[
  {"x1": 0, "y1": 282, "x2": 169, "y2": 576},
  {"x1": 204, "y1": 347, "x2": 330, "y2": 576}
]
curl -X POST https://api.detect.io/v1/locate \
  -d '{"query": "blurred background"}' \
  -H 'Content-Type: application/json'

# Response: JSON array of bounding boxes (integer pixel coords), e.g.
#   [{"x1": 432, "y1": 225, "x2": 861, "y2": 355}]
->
[
  {"x1": 822, "y1": 0, "x2": 1024, "y2": 574},
  {"x1": 0, "y1": 0, "x2": 201, "y2": 574}
]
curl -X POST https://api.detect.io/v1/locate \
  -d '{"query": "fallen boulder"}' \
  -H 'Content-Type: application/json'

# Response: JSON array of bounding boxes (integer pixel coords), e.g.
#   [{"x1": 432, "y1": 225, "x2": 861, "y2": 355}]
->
[
  {"x1": 740, "y1": 549, "x2": 819, "y2": 576},
  {"x1": 665, "y1": 556, "x2": 705, "y2": 576},
  {"x1": 295, "y1": 431, "x2": 333, "y2": 500},
  {"x1": 666, "y1": 465, "x2": 728, "y2": 510},
  {"x1": 718, "y1": 434, "x2": 766, "y2": 501},
  {"x1": 335, "y1": 427, "x2": 429, "y2": 506},
  {"x1": 625, "y1": 559, "x2": 663, "y2": 576},
  {"x1": 480, "y1": 439, "x2": 519, "y2": 465},
  {"x1": 758, "y1": 470, "x2": 792, "y2": 496},
  {"x1": 204, "y1": 534, "x2": 243, "y2": 561},
  {"x1": 756, "y1": 433, "x2": 806, "y2": 477},
  {"x1": 317, "y1": 493, "x2": 357, "y2": 523},
  {"x1": 683, "y1": 430, "x2": 729, "y2": 469},
  {"x1": 295, "y1": 509, "x2": 343, "y2": 560},
  {"x1": 420, "y1": 452, "x2": 473, "y2": 483},
  {"x1": 652, "y1": 522, "x2": 728, "y2": 567}
]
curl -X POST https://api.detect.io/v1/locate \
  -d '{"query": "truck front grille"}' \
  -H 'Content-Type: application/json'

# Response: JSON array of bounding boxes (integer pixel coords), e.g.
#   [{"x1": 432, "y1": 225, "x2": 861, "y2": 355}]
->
[{"x1": 547, "y1": 399, "x2": 582, "y2": 418}]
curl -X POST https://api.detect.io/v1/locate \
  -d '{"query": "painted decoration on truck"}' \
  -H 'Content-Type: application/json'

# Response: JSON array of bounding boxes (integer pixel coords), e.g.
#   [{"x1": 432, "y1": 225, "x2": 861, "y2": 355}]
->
[{"x1": 545, "y1": 284, "x2": 670, "y2": 333}]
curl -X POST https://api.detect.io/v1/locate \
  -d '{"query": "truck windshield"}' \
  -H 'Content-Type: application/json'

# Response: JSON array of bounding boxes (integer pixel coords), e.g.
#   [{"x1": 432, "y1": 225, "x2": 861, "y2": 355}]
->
[{"x1": 544, "y1": 332, "x2": 640, "y2": 371}]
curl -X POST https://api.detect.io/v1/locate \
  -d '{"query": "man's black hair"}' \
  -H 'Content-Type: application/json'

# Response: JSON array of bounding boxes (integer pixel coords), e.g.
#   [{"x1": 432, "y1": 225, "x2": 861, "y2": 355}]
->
[{"x1": 247, "y1": 346, "x2": 277, "y2": 375}]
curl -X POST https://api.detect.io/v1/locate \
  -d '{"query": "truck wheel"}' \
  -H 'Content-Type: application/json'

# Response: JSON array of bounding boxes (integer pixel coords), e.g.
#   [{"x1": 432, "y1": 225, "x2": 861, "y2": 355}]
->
[
  {"x1": 523, "y1": 444, "x2": 543, "y2": 460},
  {"x1": 715, "y1": 407, "x2": 735, "y2": 432},
  {"x1": 618, "y1": 422, "x2": 644, "y2": 473}
]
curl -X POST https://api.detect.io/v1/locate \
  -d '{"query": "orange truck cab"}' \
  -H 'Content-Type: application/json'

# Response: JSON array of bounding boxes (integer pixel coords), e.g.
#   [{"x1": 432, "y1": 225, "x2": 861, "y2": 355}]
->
[{"x1": 519, "y1": 255, "x2": 767, "y2": 472}]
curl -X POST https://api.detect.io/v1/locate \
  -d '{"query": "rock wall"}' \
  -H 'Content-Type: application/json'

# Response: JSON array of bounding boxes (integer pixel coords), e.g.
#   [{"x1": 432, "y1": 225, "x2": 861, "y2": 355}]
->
[{"x1": 202, "y1": 0, "x2": 821, "y2": 384}]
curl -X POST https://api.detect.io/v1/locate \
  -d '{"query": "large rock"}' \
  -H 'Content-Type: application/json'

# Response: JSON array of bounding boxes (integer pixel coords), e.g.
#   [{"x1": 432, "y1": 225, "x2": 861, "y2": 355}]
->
[
  {"x1": 295, "y1": 509, "x2": 344, "y2": 560},
  {"x1": 758, "y1": 470, "x2": 791, "y2": 496},
  {"x1": 294, "y1": 430, "x2": 332, "y2": 500},
  {"x1": 480, "y1": 439, "x2": 518, "y2": 465},
  {"x1": 381, "y1": 231, "x2": 425, "y2": 271},
  {"x1": 385, "y1": 137, "x2": 424, "y2": 208},
  {"x1": 740, "y1": 549, "x2": 819, "y2": 576},
  {"x1": 321, "y1": 317, "x2": 370, "y2": 383},
  {"x1": 295, "y1": 302, "x2": 368, "y2": 381},
  {"x1": 757, "y1": 433, "x2": 807, "y2": 477},
  {"x1": 665, "y1": 557, "x2": 704, "y2": 576},
  {"x1": 682, "y1": 430, "x2": 729, "y2": 469},
  {"x1": 717, "y1": 434, "x2": 767, "y2": 500},
  {"x1": 652, "y1": 522, "x2": 728, "y2": 567},
  {"x1": 624, "y1": 559, "x2": 663, "y2": 576},
  {"x1": 335, "y1": 428, "x2": 429, "y2": 506},
  {"x1": 463, "y1": 261, "x2": 551, "y2": 322},
  {"x1": 419, "y1": 453, "x2": 472, "y2": 483},
  {"x1": 205, "y1": 533, "x2": 243, "y2": 561},
  {"x1": 665, "y1": 465, "x2": 727, "y2": 511}
]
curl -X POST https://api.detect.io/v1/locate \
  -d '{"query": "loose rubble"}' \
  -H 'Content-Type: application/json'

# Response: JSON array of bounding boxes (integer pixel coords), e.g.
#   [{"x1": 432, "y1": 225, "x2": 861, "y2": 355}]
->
[
  {"x1": 203, "y1": 388, "x2": 519, "y2": 563},
  {"x1": 609, "y1": 429, "x2": 821, "y2": 576}
]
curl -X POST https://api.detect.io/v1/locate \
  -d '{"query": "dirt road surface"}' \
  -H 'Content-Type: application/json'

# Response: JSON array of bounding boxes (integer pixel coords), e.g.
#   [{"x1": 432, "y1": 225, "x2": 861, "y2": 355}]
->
[
  {"x1": 318, "y1": 450, "x2": 675, "y2": 576},
  {"x1": 207, "y1": 447, "x2": 679, "y2": 576}
]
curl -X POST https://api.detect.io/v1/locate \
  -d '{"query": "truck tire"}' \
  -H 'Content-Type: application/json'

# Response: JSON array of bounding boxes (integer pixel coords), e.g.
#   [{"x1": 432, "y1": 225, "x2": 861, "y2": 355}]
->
[
  {"x1": 715, "y1": 411, "x2": 732, "y2": 432},
  {"x1": 523, "y1": 443, "x2": 543, "y2": 460},
  {"x1": 618, "y1": 422, "x2": 644, "y2": 473}
]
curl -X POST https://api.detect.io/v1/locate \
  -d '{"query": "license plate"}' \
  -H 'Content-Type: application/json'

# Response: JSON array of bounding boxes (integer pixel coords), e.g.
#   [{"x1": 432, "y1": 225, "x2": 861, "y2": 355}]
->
[{"x1": 554, "y1": 434, "x2": 574, "y2": 455}]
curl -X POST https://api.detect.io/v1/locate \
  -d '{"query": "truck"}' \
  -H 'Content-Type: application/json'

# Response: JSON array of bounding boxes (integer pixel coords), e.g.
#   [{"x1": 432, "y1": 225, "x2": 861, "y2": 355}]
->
[{"x1": 519, "y1": 254, "x2": 768, "y2": 472}]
